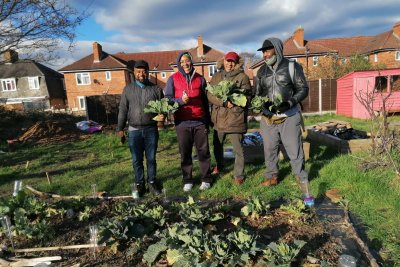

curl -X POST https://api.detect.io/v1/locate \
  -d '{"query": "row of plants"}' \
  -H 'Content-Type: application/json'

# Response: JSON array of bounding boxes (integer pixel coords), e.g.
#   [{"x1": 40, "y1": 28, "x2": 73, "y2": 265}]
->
[{"x1": 0, "y1": 191, "x2": 341, "y2": 266}]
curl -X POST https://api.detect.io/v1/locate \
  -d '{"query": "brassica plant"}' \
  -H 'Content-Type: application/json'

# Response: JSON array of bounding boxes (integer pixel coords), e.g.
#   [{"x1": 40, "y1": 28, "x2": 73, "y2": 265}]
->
[
  {"x1": 144, "y1": 98, "x2": 179, "y2": 121},
  {"x1": 207, "y1": 80, "x2": 247, "y2": 107},
  {"x1": 250, "y1": 96, "x2": 269, "y2": 113}
]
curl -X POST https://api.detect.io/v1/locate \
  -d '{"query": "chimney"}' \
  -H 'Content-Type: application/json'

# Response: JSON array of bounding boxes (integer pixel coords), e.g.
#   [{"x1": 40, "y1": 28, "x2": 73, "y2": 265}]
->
[
  {"x1": 3, "y1": 50, "x2": 18, "y2": 63},
  {"x1": 197, "y1": 35, "x2": 204, "y2": 57},
  {"x1": 293, "y1": 26, "x2": 305, "y2": 48},
  {"x1": 93, "y1": 42, "x2": 102, "y2": 63},
  {"x1": 393, "y1": 21, "x2": 400, "y2": 38}
]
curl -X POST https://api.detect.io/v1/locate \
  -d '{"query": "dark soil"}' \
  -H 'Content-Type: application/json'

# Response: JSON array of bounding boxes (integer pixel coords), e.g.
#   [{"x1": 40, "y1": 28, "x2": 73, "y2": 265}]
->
[{"x1": 0, "y1": 197, "x2": 373, "y2": 266}]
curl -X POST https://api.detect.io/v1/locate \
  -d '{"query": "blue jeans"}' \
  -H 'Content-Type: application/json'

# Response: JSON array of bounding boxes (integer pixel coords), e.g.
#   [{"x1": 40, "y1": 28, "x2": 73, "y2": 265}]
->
[{"x1": 128, "y1": 127, "x2": 159, "y2": 184}]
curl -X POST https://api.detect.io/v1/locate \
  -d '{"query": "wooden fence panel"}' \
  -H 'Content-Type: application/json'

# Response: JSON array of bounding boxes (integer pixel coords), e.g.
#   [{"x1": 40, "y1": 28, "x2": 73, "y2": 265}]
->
[{"x1": 86, "y1": 95, "x2": 120, "y2": 125}]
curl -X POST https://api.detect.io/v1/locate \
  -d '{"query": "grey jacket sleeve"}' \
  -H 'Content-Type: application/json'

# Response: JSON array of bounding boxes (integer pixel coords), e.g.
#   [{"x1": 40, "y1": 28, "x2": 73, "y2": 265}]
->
[{"x1": 117, "y1": 87, "x2": 128, "y2": 131}]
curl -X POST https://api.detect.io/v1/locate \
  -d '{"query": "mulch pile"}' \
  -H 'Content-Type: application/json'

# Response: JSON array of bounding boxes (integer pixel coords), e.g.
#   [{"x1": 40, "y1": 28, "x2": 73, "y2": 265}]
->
[{"x1": 17, "y1": 120, "x2": 93, "y2": 145}]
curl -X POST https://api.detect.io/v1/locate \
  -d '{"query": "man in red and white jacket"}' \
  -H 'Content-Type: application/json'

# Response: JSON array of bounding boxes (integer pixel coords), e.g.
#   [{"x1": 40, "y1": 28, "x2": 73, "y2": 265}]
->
[{"x1": 165, "y1": 52, "x2": 213, "y2": 192}]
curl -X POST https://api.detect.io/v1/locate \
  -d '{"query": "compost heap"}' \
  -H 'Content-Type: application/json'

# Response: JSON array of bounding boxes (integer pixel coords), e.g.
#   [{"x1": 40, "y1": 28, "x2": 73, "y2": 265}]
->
[
  {"x1": 309, "y1": 120, "x2": 368, "y2": 140},
  {"x1": 18, "y1": 120, "x2": 92, "y2": 145}
]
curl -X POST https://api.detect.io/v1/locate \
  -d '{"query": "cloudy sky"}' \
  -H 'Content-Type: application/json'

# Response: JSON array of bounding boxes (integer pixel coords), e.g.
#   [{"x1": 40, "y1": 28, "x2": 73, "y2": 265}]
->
[{"x1": 51, "y1": 0, "x2": 400, "y2": 70}]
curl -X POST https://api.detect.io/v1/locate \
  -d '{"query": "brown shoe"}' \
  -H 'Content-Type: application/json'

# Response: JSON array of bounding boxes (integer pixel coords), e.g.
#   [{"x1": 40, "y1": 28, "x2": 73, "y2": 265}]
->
[
  {"x1": 261, "y1": 175, "x2": 278, "y2": 187},
  {"x1": 233, "y1": 177, "x2": 244, "y2": 185}
]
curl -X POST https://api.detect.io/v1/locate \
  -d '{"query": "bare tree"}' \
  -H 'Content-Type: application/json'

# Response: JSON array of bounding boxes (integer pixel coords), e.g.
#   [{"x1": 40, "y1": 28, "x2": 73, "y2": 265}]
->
[
  {"x1": 355, "y1": 81, "x2": 400, "y2": 176},
  {"x1": 0, "y1": 0, "x2": 88, "y2": 63}
]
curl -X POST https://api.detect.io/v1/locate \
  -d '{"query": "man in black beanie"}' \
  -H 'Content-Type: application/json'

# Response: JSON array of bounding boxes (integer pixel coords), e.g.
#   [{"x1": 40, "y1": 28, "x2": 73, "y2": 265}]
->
[{"x1": 117, "y1": 60, "x2": 163, "y2": 196}]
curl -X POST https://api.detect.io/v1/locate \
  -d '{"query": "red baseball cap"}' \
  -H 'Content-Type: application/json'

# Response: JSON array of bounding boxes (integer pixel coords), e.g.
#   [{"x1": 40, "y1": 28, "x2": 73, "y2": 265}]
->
[{"x1": 224, "y1": 51, "x2": 239, "y2": 62}]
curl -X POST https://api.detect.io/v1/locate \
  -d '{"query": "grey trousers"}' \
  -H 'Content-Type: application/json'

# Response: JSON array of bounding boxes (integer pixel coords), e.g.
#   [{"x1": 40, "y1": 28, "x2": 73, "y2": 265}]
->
[{"x1": 260, "y1": 112, "x2": 308, "y2": 180}]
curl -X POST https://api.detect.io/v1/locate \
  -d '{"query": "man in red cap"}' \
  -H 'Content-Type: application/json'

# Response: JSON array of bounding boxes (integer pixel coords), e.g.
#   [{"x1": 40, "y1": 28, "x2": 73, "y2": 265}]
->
[{"x1": 207, "y1": 51, "x2": 252, "y2": 185}]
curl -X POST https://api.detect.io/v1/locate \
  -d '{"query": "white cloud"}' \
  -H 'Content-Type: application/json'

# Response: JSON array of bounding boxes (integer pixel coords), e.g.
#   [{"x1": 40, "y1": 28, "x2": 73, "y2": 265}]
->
[{"x1": 45, "y1": 0, "x2": 400, "y2": 70}]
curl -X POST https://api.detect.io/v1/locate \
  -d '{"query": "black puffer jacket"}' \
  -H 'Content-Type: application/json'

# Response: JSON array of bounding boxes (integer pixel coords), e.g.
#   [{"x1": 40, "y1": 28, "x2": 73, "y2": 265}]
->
[{"x1": 255, "y1": 38, "x2": 308, "y2": 108}]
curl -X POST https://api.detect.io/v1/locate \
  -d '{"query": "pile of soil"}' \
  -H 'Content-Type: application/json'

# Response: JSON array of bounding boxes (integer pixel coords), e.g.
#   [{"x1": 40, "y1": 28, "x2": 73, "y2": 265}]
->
[{"x1": 17, "y1": 120, "x2": 92, "y2": 145}]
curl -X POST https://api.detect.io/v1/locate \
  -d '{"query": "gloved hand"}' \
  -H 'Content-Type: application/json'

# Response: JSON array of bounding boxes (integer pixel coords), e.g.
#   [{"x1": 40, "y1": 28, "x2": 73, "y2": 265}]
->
[
  {"x1": 264, "y1": 101, "x2": 274, "y2": 110},
  {"x1": 276, "y1": 101, "x2": 291, "y2": 113}
]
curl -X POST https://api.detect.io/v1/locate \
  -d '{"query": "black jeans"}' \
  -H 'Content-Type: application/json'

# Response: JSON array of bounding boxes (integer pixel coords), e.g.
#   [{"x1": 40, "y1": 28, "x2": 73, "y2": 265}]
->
[{"x1": 175, "y1": 123, "x2": 212, "y2": 184}]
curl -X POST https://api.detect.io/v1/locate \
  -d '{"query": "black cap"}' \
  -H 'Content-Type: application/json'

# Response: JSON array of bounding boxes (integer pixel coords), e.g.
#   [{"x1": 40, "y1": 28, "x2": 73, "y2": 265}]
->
[
  {"x1": 134, "y1": 60, "x2": 149, "y2": 70},
  {"x1": 257, "y1": 39, "x2": 274, "y2": 51}
]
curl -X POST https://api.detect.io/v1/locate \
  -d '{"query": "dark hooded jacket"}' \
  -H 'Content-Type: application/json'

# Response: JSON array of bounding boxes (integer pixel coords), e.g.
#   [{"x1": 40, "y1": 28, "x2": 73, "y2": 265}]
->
[
  {"x1": 207, "y1": 57, "x2": 252, "y2": 133},
  {"x1": 165, "y1": 51, "x2": 210, "y2": 125},
  {"x1": 117, "y1": 79, "x2": 163, "y2": 131},
  {"x1": 255, "y1": 38, "x2": 308, "y2": 115}
]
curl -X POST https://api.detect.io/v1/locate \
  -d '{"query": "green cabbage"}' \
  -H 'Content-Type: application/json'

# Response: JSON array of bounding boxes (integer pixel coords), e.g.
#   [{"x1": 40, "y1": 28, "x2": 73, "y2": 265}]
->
[
  {"x1": 207, "y1": 80, "x2": 247, "y2": 107},
  {"x1": 144, "y1": 98, "x2": 179, "y2": 121}
]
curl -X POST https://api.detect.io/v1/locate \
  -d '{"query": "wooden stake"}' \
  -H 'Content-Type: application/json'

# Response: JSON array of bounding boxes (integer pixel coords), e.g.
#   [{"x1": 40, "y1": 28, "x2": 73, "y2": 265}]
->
[
  {"x1": 14, "y1": 244, "x2": 105, "y2": 253},
  {"x1": 26, "y1": 185, "x2": 133, "y2": 200},
  {"x1": 45, "y1": 172, "x2": 51, "y2": 184},
  {"x1": 25, "y1": 161, "x2": 30, "y2": 169}
]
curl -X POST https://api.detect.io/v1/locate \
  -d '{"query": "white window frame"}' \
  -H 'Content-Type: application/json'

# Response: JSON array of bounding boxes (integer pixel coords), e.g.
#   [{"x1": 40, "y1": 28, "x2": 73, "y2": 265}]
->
[
  {"x1": 1, "y1": 78, "x2": 17, "y2": 91},
  {"x1": 291, "y1": 58, "x2": 298, "y2": 62},
  {"x1": 105, "y1": 71, "x2": 111, "y2": 81},
  {"x1": 208, "y1": 65, "x2": 217, "y2": 77},
  {"x1": 395, "y1": 51, "x2": 400, "y2": 61},
  {"x1": 78, "y1": 96, "x2": 86, "y2": 110},
  {"x1": 312, "y1": 56, "x2": 318, "y2": 66},
  {"x1": 161, "y1": 72, "x2": 167, "y2": 79},
  {"x1": 75, "y1": 73, "x2": 91, "y2": 85},
  {"x1": 28, "y1": 76, "x2": 40, "y2": 89}
]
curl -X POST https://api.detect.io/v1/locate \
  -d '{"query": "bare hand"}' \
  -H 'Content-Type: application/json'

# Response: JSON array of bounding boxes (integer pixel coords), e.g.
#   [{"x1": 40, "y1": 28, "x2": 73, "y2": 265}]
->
[
  {"x1": 117, "y1": 131, "x2": 125, "y2": 138},
  {"x1": 182, "y1": 94, "x2": 189, "y2": 104},
  {"x1": 158, "y1": 114, "x2": 165, "y2": 121},
  {"x1": 226, "y1": 101, "x2": 234, "y2": 109}
]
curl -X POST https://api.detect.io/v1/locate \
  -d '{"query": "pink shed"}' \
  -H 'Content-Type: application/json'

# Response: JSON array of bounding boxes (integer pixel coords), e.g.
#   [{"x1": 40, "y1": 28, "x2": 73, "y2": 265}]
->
[{"x1": 337, "y1": 69, "x2": 400, "y2": 119}]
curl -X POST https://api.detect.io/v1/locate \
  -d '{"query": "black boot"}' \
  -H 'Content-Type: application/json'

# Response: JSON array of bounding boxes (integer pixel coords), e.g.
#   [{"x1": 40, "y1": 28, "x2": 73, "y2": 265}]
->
[
  {"x1": 148, "y1": 182, "x2": 161, "y2": 195},
  {"x1": 137, "y1": 183, "x2": 146, "y2": 197}
]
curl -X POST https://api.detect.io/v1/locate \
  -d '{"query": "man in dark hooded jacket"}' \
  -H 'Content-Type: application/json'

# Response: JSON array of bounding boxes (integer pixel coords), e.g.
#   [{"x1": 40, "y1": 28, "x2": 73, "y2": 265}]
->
[
  {"x1": 255, "y1": 38, "x2": 310, "y2": 190},
  {"x1": 165, "y1": 52, "x2": 213, "y2": 192}
]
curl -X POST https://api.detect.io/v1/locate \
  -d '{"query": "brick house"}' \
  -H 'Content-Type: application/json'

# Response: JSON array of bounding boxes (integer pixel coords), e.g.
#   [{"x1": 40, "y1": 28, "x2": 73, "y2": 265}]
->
[
  {"x1": 59, "y1": 36, "x2": 224, "y2": 112},
  {"x1": 0, "y1": 50, "x2": 66, "y2": 111},
  {"x1": 249, "y1": 21, "x2": 400, "y2": 80}
]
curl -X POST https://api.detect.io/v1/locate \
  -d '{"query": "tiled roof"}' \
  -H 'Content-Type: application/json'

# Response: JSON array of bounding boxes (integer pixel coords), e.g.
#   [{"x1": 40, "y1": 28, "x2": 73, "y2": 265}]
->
[
  {"x1": 250, "y1": 24, "x2": 400, "y2": 69},
  {"x1": 60, "y1": 44, "x2": 225, "y2": 72},
  {"x1": 114, "y1": 50, "x2": 184, "y2": 71},
  {"x1": 59, "y1": 52, "x2": 127, "y2": 72},
  {"x1": 360, "y1": 30, "x2": 400, "y2": 54},
  {"x1": 0, "y1": 60, "x2": 63, "y2": 79}
]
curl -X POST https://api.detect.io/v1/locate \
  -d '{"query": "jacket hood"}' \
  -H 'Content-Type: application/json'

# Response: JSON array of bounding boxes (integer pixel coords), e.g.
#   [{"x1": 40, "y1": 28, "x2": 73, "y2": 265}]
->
[
  {"x1": 176, "y1": 51, "x2": 194, "y2": 76},
  {"x1": 266, "y1": 38, "x2": 284, "y2": 66}
]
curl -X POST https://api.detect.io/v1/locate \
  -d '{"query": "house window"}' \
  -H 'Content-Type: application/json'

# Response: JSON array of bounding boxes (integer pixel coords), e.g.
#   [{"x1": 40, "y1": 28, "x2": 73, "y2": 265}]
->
[
  {"x1": 208, "y1": 65, "x2": 217, "y2": 77},
  {"x1": 28, "y1": 77, "x2": 40, "y2": 89},
  {"x1": 312, "y1": 56, "x2": 318, "y2": 66},
  {"x1": 76, "y1": 73, "x2": 91, "y2": 85},
  {"x1": 78, "y1": 96, "x2": 86, "y2": 110},
  {"x1": 375, "y1": 76, "x2": 388, "y2": 92},
  {"x1": 1, "y1": 78, "x2": 17, "y2": 91},
  {"x1": 374, "y1": 54, "x2": 378, "y2": 63},
  {"x1": 161, "y1": 72, "x2": 167, "y2": 79},
  {"x1": 396, "y1": 51, "x2": 400, "y2": 61},
  {"x1": 105, "y1": 71, "x2": 111, "y2": 81}
]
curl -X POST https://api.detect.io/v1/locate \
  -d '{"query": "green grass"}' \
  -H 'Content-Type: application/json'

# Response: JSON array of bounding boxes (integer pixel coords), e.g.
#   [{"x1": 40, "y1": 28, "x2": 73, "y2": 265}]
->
[{"x1": 1, "y1": 114, "x2": 400, "y2": 264}]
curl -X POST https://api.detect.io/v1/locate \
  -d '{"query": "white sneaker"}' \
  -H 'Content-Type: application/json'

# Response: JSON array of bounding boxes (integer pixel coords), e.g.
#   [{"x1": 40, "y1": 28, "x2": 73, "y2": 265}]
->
[
  {"x1": 199, "y1": 182, "x2": 211, "y2": 190},
  {"x1": 183, "y1": 183, "x2": 193, "y2": 192}
]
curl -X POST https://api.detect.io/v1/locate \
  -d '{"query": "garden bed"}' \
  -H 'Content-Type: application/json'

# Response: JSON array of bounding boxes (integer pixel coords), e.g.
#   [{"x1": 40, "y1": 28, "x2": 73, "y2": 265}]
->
[
  {"x1": 306, "y1": 120, "x2": 371, "y2": 153},
  {"x1": 0, "y1": 190, "x2": 375, "y2": 266}
]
